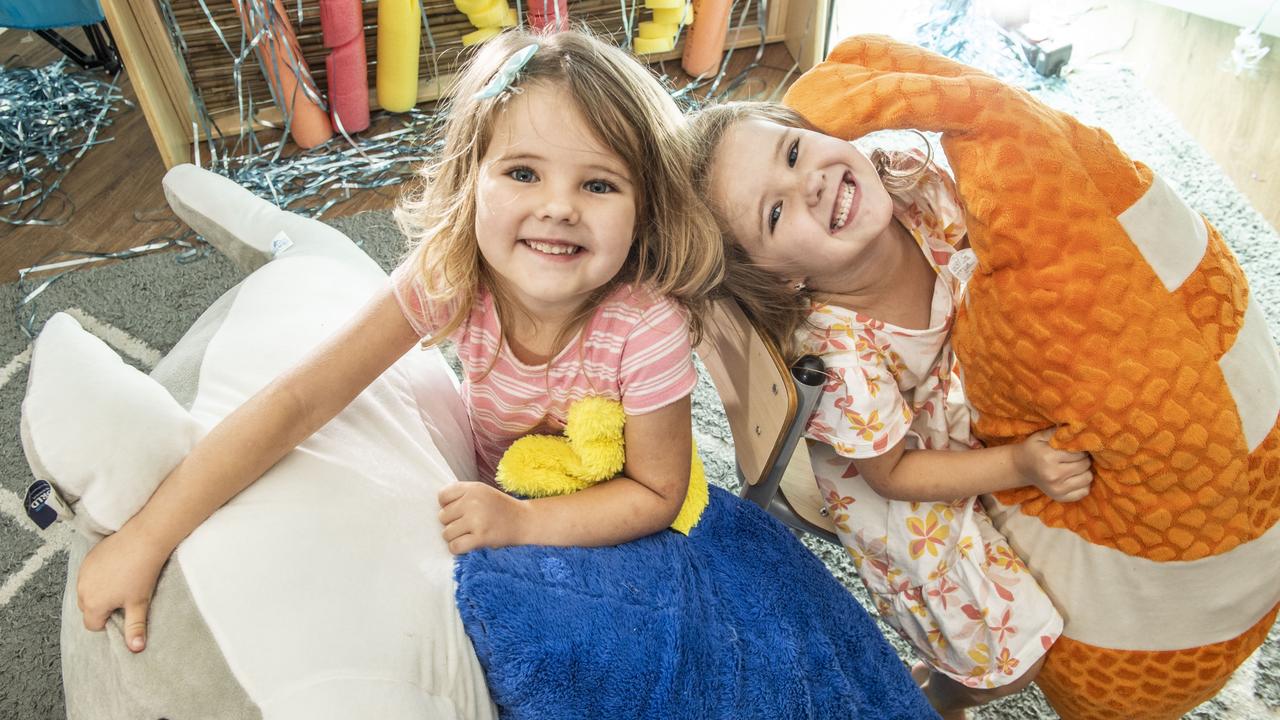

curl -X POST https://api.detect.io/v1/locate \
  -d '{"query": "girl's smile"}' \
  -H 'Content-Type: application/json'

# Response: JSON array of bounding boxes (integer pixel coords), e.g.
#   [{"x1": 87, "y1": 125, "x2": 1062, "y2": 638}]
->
[
  {"x1": 522, "y1": 238, "x2": 582, "y2": 257},
  {"x1": 831, "y1": 171, "x2": 859, "y2": 232}
]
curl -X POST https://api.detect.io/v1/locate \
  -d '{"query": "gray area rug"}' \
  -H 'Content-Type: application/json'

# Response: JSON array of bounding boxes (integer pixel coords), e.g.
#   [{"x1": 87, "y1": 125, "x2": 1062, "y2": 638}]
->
[{"x1": 2, "y1": 60, "x2": 1279, "y2": 719}]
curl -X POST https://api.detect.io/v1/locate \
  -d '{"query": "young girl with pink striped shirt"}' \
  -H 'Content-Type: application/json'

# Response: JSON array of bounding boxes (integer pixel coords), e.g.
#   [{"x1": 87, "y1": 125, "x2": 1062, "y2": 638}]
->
[
  {"x1": 74, "y1": 29, "x2": 722, "y2": 654},
  {"x1": 393, "y1": 30, "x2": 722, "y2": 552}
]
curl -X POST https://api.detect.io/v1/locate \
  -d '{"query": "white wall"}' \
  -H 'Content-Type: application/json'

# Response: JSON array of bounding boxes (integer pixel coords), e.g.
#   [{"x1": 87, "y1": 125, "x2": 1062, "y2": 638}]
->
[{"x1": 1149, "y1": 0, "x2": 1280, "y2": 38}]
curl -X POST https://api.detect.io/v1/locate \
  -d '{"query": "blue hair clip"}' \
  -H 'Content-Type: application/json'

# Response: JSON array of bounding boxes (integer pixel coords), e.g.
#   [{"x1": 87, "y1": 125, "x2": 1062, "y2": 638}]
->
[{"x1": 474, "y1": 43, "x2": 540, "y2": 100}]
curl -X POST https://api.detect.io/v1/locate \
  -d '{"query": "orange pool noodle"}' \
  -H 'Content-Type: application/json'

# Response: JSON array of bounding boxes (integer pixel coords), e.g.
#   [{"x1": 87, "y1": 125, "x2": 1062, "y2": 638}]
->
[
  {"x1": 681, "y1": 0, "x2": 729, "y2": 77},
  {"x1": 233, "y1": 0, "x2": 333, "y2": 149}
]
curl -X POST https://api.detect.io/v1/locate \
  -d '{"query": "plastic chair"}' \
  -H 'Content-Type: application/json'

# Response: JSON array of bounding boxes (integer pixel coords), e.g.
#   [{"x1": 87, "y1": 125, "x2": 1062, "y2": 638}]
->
[
  {"x1": 696, "y1": 298, "x2": 839, "y2": 544},
  {"x1": 0, "y1": 0, "x2": 120, "y2": 73}
]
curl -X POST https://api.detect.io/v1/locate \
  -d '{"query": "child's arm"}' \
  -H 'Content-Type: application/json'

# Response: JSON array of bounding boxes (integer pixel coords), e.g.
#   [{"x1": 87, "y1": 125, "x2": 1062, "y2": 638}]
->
[
  {"x1": 76, "y1": 286, "x2": 421, "y2": 652},
  {"x1": 855, "y1": 428, "x2": 1093, "y2": 503},
  {"x1": 437, "y1": 396, "x2": 693, "y2": 551}
]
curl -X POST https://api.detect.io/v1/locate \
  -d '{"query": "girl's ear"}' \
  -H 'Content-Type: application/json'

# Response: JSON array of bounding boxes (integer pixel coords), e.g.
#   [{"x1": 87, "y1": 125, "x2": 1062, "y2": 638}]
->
[{"x1": 788, "y1": 278, "x2": 808, "y2": 293}]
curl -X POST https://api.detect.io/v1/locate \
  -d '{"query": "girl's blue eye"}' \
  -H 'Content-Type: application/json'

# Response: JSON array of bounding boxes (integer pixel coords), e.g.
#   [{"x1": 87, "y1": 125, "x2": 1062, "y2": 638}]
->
[
  {"x1": 787, "y1": 139, "x2": 799, "y2": 168},
  {"x1": 769, "y1": 202, "x2": 782, "y2": 232},
  {"x1": 509, "y1": 167, "x2": 536, "y2": 183},
  {"x1": 585, "y1": 179, "x2": 616, "y2": 194}
]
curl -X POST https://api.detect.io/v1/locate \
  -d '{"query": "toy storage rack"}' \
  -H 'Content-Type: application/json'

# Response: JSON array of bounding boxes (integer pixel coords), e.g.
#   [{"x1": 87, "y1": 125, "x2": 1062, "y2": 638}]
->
[{"x1": 99, "y1": 0, "x2": 828, "y2": 167}]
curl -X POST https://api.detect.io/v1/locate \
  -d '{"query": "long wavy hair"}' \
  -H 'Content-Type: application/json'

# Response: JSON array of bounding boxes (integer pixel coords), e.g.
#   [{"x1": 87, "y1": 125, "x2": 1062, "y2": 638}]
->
[
  {"x1": 688, "y1": 101, "x2": 931, "y2": 360},
  {"x1": 395, "y1": 29, "x2": 724, "y2": 373}
]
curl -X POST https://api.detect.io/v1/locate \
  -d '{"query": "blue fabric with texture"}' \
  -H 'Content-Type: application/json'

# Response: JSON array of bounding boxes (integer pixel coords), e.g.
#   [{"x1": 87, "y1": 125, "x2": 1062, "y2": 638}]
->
[{"x1": 455, "y1": 486, "x2": 938, "y2": 719}]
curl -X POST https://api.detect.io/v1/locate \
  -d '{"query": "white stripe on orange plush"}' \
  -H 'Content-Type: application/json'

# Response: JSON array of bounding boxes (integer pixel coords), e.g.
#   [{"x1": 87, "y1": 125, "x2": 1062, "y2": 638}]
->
[
  {"x1": 985, "y1": 497, "x2": 1280, "y2": 652},
  {"x1": 1218, "y1": 295, "x2": 1280, "y2": 451},
  {"x1": 1117, "y1": 173, "x2": 1208, "y2": 292}
]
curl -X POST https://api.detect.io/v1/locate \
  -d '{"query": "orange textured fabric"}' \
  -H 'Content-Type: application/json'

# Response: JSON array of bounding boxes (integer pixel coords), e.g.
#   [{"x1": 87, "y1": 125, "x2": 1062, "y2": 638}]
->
[
  {"x1": 783, "y1": 35, "x2": 1280, "y2": 719},
  {"x1": 1035, "y1": 607, "x2": 1278, "y2": 720}
]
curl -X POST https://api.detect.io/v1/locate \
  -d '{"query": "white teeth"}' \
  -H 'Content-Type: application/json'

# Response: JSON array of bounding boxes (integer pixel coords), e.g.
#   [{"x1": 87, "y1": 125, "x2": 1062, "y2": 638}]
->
[
  {"x1": 831, "y1": 178, "x2": 855, "y2": 231},
  {"x1": 526, "y1": 240, "x2": 578, "y2": 255}
]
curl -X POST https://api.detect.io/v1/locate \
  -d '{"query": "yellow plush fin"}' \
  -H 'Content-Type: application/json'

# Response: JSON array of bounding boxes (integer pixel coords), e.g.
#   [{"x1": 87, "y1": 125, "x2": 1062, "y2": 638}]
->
[
  {"x1": 564, "y1": 395, "x2": 626, "y2": 481},
  {"x1": 494, "y1": 435, "x2": 596, "y2": 497},
  {"x1": 496, "y1": 397, "x2": 708, "y2": 535},
  {"x1": 670, "y1": 441, "x2": 709, "y2": 535}
]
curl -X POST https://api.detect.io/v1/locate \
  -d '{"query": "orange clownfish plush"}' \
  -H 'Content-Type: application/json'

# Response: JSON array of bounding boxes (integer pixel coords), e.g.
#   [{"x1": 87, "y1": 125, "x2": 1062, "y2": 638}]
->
[{"x1": 784, "y1": 35, "x2": 1280, "y2": 720}]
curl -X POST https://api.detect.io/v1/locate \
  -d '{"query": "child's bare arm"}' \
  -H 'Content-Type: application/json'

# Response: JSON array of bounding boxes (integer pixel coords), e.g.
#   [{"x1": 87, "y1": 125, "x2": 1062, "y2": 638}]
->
[
  {"x1": 856, "y1": 428, "x2": 1093, "y2": 503},
  {"x1": 438, "y1": 397, "x2": 693, "y2": 551},
  {"x1": 77, "y1": 286, "x2": 421, "y2": 651}
]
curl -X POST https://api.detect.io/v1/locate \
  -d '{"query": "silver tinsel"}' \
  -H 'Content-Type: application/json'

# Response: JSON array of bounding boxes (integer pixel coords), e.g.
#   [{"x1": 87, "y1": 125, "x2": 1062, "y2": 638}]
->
[
  {"x1": 11, "y1": 1, "x2": 782, "y2": 336},
  {"x1": 153, "y1": 0, "x2": 781, "y2": 217},
  {"x1": 0, "y1": 58, "x2": 131, "y2": 226}
]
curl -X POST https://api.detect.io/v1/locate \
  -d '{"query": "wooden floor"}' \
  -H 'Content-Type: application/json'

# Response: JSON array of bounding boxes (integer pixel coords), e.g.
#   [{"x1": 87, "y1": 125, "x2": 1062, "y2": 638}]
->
[{"x1": 0, "y1": 1, "x2": 1276, "y2": 282}]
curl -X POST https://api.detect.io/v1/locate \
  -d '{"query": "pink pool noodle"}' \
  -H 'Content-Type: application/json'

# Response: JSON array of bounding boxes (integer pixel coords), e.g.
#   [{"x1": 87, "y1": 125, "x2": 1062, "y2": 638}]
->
[
  {"x1": 526, "y1": 0, "x2": 568, "y2": 31},
  {"x1": 320, "y1": 0, "x2": 370, "y2": 133}
]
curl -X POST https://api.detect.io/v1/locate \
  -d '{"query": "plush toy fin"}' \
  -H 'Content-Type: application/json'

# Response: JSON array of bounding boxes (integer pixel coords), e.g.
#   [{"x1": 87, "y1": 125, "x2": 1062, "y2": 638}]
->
[
  {"x1": 495, "y1": 435, "x2": 596, "y2": 497},
  {"x1": 494, "y1": 396, "x2": 708, "y2": 533},
  {"x1": 781, "y1": 35, "x2": 995, "y2": 140},
  {"x1": 670, "y1": 443, "x2": 708, "y2": 535},
  {"x1": 564, "y1": 395, "x2": 626, "y2": 480},
  {"x1": 782, "y1": 35, "x2": 1150, "y2": 226}
]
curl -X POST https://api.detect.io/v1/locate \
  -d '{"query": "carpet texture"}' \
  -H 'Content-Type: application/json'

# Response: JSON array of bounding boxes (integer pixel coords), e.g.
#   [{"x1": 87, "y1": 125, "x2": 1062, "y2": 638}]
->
[{"x1": 1, "y1": 59, "x2": 1278, "y2": 719}]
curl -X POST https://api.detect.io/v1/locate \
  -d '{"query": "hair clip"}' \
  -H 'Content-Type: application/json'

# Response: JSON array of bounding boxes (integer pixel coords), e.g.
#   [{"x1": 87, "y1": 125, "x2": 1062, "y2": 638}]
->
[{"x1": 474, "y1": 43, "x2": 540, "y2": 100}]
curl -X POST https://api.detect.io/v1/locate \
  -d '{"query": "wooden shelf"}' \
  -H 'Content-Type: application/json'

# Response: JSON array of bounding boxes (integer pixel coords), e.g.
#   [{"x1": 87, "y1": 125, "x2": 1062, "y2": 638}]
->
[{"x1": 99, "y1": 0, "x2": 829, "y2": 167}]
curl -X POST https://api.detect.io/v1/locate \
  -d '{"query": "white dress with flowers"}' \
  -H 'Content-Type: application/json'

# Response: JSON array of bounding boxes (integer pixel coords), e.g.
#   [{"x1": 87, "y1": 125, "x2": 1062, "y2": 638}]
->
[{"x1": 799, "y1": 157, "x2": 1062, "y2": 688}]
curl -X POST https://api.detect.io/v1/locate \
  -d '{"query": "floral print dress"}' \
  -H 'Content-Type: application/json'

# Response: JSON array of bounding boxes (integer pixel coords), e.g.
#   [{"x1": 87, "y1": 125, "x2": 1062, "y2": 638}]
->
[{"x1": 799, "y1": 154, "x2": 1063, "y2": 688}]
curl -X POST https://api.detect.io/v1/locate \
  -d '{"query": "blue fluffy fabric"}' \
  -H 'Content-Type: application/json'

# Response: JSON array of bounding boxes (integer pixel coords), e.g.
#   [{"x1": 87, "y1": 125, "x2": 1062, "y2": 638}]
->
[{"x1": 455, "y1": 486, "x2": 938, "y2": 719}]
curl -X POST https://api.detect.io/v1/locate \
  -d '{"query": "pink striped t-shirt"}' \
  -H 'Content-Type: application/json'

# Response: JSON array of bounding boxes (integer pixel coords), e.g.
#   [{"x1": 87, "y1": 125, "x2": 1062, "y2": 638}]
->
[{"x1": 390, "y1": 260, "x2": 698, "y2": 481}]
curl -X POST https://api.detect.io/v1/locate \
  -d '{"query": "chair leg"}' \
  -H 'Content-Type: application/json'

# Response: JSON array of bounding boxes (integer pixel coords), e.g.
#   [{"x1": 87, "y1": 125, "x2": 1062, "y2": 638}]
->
[
  {"x1": 32, "y1": 23, "x2": 120, "y2": 74},
  {"x1": 35, "y1": 28, "x2": 94, "y2": 69},
  {"x1": 84, "y1": 23, "x2": 121, "y2": 74}
]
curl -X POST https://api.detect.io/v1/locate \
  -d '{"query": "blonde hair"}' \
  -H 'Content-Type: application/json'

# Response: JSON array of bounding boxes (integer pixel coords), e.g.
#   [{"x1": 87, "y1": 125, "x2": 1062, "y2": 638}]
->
[
  {"x1": 395, "y1": 29, "x2": 724, "y2": 367},
  {"x1": 688, "y1": 101, "x2": 931, "y2": 360}
]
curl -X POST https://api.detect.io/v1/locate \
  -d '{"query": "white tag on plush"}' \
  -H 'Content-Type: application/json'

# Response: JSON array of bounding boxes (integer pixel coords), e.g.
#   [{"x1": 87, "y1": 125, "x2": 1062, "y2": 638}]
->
[
  {"x1": 947, "y1": 248, "x2": 979, "y2": 284},
  {"x1": 270, "y1": 231, "x2": 294, "y2": 258}
]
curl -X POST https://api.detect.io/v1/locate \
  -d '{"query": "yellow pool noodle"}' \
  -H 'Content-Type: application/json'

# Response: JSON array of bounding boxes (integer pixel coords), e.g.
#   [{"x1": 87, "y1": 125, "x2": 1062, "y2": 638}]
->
[
  {"x1": 652, "y1": 4, "x2": 693, "y2": 25},
  {"x1": 638, "y1": 21, "x2": 678, "y2": 39},
  {"x1": 633, "y1": 36, "x2": 675, "y2": 54},
  {"x1": 376, "y1": 0, "x2": 421, "y2": 113}
]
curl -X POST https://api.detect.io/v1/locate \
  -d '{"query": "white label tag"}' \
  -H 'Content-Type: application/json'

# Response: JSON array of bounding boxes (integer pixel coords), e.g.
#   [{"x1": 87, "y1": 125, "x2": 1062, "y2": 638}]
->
[
  {"x1": 270, "y1": 231, "x2": 294, "y2": 258},
  {"x1": 947, "y1": 248, "x2": 979, "y2": 284},
  {"x1": 45, "y1": 483, "x2": 74, "y2": 519}
]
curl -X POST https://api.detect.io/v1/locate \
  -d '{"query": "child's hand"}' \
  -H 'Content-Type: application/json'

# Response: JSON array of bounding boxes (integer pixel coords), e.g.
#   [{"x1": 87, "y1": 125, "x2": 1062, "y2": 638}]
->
[
  {"x1": 1013, "y1": 428, "x2": 1093, "y2": 502},
  {"x1": 77, "y1": 526, "x2": 171, "y2": 653},
  {"x1": 437, "y1": 481, "x2": 530, "y2": 554}
]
